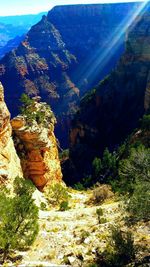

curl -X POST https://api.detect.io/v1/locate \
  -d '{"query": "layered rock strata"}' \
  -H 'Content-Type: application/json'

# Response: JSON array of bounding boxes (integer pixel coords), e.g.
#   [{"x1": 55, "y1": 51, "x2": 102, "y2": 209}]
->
[
  {"x1": 0, "y1": 82, "x2": 22, "y2": 184},
  {"x1": 11, "y1": 100, "x2": 62, "y2": 190}
]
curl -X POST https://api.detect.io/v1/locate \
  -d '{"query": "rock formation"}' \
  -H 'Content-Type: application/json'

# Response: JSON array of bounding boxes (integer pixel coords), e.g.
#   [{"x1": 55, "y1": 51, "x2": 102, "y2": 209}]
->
[
  {"x1": 0, "y1": 3, "x2": 141, "y2": 147},
  {"x1": 0, "y1": 82, "x2": 22, "y2": 184},
  {"x1": 11, "y1": 98, "x2": 62, "y2": 191},
  {"x1": 66, "y1": 6, "x2": 150, "y2": 182}
]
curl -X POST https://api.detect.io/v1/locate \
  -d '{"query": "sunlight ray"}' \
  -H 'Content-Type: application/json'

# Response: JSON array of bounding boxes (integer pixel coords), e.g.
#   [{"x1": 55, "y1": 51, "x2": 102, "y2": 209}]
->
[{"x1": 75, "y1": 1, "x2": 149, "y2": 89}]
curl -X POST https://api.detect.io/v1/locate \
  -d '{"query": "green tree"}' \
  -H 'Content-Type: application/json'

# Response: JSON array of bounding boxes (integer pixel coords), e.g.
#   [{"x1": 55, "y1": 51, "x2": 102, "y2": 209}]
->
[
  {"x1": 119, "y1": 146, "x2": 150, "y2": 194},
  {"x1": 0, "y1": 177, "x2": 39, "y2": 263},
  {"x1": 141, "y1": 114, "x2": 150, "y2": 131},
  {"x1": 92, "y1": 157, "x2": 102, "y2": 179},
  {"x1": 94, "y1": 227, "x2": 136, "y2": 266},
  {"x1": 19, "y1": 93, "x2": 35, "y2": 122},
  {"x1": 102, "y1": 148, "x2": 117, "y2": 173},
  {"x1": 126, "y1": 181, "x2": 150, "y2": 223}
]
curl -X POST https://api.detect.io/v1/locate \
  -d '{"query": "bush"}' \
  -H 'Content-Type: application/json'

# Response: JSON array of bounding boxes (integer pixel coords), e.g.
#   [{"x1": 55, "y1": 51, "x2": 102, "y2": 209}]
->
[
  {"x1": 92, "y1": 149, "x2": 117, "y2": 183},
  {"x1": 92, "y1": 157, "x2": 102, "y2": 179},
  {"x1": 94, "y1": 227, "x2": 136, "y2": 266},
  {"x1": 80, "y1": 230, "x2": 90, "y2": 243},
  {"x1": 118, "y1": 146, "x2": 150, "y2": 194},
  {"x1": 93, "y1": 184, "x2": 114, "y2": 204},
  {"x1": 59, "y1": 201, "x2": 70, "y2": 211},
  {"x1": 74, "y1": 176, "x2": 92, "y2": 190},
  {"x1": 20, "y1": 93, "x2": 55, "y2": 127},
  {"x1": 74, "y1": 182, "x2": 85, "y2": 191},
  {"x1": 96, "y1": 208, "x2": 107, "y2": 224},
  {"x1": 59, "y1": 149, "x2": 69, "y2": 160},
  {"x1": 46, "y1": 183, "x2": 70, "y2": 206},
  {"x1": 0, "y1": 177, "x2": 39, "y2": 263},
  {"x1": 141, "y1": 114, "x2": 150, "y2": 131},
  {"x1": 126, "y1": 182, "x2": 150, "y2": 223}
]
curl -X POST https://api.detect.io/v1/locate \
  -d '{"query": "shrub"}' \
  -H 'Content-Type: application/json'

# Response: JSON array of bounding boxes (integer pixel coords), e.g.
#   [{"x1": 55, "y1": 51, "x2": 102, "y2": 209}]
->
[
  {"x1": 92, "y1": 149, "x2": 117, "y2": 183},
  {"x1": 102, "y1": 148, "x2": 117, "y2": 174},
  {"x1": 59, "y1": 149, "x2": 69, "y2": 160},
  {"x1": 80, "y1": 230, "x2": 90, "y2": 243},
  {"x1": 96, "y1": 208, "x2": 107, "y2": 224},
  {"x1": 118, "y1": 146, "x2": 150, "y2": 194},
  {"x1": 20, "y1": 93, "x2": 55, "y2": 127},
  {"x1": 93, "y1": 184, "x2": 114, "y2": 204},
  {"x1": 126, "y1": 181, "x2": 150, "y2": 223},
  {"x1": 94, "y1": 227, "x2": 136, "y2": 266},
  {"x1": 46, "y1": 183, "x2": 70, "y2": 206},
  {"x1": 0, "y1": 177, "x2": 39, "y2": 263},
  {"x1": 59, "y1": 201, "x2": 70, "y2": 211},
  {"x1": 141, "y1": 114, "x2": 150, "y2": 131},
  {"x1": 92, "y1": 157, "x2": 102, "y2": 179},
  {"x1": 40, "y1": 202, "x2": 47, "y2": 211},
  {"x1": 74, "y1": 182, "x2": 85, "y2": 191}
]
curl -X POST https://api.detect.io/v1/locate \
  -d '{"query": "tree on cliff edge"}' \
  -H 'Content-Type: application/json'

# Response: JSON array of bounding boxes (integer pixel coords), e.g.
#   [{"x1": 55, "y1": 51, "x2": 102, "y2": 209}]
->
[{"x1": 0, "y1": 177, "x2": 39, "y2": 263}]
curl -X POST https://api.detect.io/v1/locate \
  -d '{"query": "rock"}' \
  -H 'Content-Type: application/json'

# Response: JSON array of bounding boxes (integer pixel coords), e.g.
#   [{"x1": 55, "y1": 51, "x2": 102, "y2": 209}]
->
[
  {"x1": 0, "y1": 3, "x2": 141, "y2": 147},
  {"x1": 11, "y1": 99, "x2": 62, "y2": 190},
  {"x1": 0, "y1": 82, "x2": 22, "y2": 185},
  {"x1": 65, "y1": 6, "x2": 150, "y2": 182}
]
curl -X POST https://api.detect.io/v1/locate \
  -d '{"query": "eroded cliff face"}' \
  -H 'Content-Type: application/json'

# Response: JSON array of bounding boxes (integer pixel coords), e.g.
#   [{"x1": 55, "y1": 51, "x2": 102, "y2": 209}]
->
[
  {"x1": 0, "y1": 82, "x2": 22, "y2": 184},
  {"x1": 0, "y1": 3, "x2": 141, "y2": 147},
  {"x1": 66, "y1": 8, "x2": 150, "y2": 183},
  {"x1": 11, "y1": 99, "x2": 62, "y2": 191}
]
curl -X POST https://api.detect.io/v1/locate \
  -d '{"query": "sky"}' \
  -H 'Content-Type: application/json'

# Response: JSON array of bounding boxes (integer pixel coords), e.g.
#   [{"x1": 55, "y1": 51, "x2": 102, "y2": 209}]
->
[{"x1": 0, "y1": 0, "x2": 146, "y2": 16}]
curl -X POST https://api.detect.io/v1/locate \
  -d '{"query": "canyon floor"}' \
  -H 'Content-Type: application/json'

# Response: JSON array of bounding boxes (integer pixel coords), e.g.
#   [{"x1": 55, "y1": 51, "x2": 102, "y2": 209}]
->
[{"x1": 2, "y1": 188, "x2": 150, "y2": 267}]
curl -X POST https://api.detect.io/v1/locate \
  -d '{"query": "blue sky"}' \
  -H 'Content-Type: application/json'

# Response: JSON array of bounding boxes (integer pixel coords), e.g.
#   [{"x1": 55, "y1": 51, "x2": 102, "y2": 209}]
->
[{"x1": 0, "y1": 0, "x2": 145, "y2": 16}]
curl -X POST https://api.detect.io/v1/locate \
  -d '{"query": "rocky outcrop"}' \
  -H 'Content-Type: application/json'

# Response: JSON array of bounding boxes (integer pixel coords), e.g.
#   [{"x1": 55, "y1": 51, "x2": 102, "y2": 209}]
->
[
  {"x1": 66, "y1": 5, "x2": 150, "y2": 182},
  {"x1": 0, "y1": 82, "x2": 22, "y2": 184},
  {"x1": 0, "y1": 3, "x2": 141, "y2": 147},
  {"x1": 11, "y1": 99, "x2": 62, "y2": 190}
]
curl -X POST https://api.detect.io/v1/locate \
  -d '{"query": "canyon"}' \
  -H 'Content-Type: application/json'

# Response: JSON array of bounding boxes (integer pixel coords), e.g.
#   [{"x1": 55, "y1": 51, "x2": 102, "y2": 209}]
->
[
  {"x1": 67, "y1": 4, "x2": 150, "y2": 181},
  {"x1": 0, "y1": 3, "x2": 141, "y2": 147}
]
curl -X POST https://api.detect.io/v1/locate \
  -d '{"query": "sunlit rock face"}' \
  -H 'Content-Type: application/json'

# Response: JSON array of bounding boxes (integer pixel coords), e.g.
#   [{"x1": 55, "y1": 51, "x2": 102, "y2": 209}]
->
[
  {"x1": 66, "y1": 7, "x2": 150, "y2": 183},
  {"x1": 11, "y1": 100, "x2": 62, "y2": 191},
  {"x1": 0, "y1": 82, "x2": 22, "y2": 184},
  {"x1": 0, "y1": 3, "x2": 140, "y2": 147}
]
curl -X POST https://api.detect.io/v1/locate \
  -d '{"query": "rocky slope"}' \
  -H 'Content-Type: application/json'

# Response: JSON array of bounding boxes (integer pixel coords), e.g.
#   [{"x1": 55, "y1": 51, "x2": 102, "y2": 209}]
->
[
  {"x1": 0, "y1": 3, "x2": 141, "y2": 147},
  {"x1": 11, "y1": 188, "x2": 149, "y2": 267},
  {"x1": 68, "y1": 6, "x2": 150, "y2": 181},
  {"x1": 0, "y1": 82, "x2": 22, "y2": 185},
  {"x1": 11, "y1": 98, "x2": 62, "y2": 191}
]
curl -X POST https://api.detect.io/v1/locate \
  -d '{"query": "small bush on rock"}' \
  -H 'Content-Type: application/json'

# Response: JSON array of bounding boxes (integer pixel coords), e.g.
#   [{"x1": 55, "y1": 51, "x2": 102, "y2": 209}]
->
[{"x1": 93, "y1": 184, "x2": 114, "y2": 204}]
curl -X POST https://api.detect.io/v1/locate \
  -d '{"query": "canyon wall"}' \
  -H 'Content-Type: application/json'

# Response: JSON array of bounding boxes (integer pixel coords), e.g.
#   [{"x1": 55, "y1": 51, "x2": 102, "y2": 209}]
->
[
  {"x1": 0, "y1": 82, "x2": 22, "y2": 185},
  {"x1": 0, "y1": 3, "x2": 141, "y2": 147},
  {"x1": 67, "y1": 7, "x2": 150, "y2": 182}
]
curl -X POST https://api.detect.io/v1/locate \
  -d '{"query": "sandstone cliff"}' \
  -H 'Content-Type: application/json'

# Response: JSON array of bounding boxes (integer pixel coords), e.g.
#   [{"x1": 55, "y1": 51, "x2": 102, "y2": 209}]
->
[
  {"x1": 66, "y1": 6, "x2": 150, "y2": 182},
  {"x1": 11, "y1": 98, "x2": 62, "y2": 191},
  {"x1": 0, "y1": 82, "x2": 22, "y2": 184}
]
